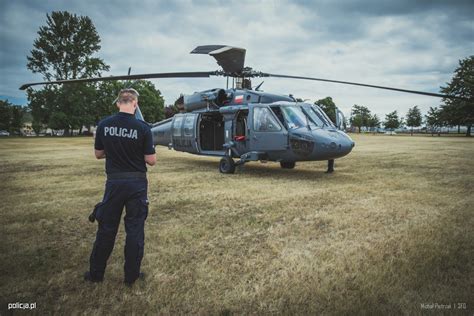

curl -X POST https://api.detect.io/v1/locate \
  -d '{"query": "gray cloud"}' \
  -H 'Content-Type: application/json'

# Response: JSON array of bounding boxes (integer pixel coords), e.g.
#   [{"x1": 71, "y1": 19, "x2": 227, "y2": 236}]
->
[{"x1": 0, "y1": 0, "x2": 472, "y2": 118}]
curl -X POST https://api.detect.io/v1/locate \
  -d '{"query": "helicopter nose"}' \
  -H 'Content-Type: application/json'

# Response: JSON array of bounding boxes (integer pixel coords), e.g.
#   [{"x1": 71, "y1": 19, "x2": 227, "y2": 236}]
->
[
  {"x1": 341, "y1": 133, "x2": 355, "y2": 155},
  {"x1": 326, "y1": 131, "x2": 354, "y2": 158},
  {"x1": 309, "y1": 129, "x2": 354, "y2": 160}
]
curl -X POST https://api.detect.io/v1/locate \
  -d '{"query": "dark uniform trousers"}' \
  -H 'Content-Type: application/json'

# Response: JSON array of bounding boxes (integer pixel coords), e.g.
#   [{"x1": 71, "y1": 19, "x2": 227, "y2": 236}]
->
[{"x1": 89, "y1": 178, "x2": 148, "y2": 283}]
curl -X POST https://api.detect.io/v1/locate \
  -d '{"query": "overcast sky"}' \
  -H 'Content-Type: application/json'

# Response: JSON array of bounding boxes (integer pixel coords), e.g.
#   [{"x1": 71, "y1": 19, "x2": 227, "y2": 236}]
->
[{"x1": 1, "y1": 0, "x2": 472, "y2": 118}]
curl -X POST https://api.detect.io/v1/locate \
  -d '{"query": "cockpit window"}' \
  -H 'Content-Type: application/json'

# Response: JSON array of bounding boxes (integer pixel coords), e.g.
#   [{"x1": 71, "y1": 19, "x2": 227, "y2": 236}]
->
[
  {"x1": 253, "y1": 107, "x2": 282, "y2": 132},
  {"x1": 302, "y1": 105, "x2": 326, "y2": 127},
  {"x1": 268, "y1": 104, "x2": 335, "y2": 130},
  {"x1": 280, "y1": 106, "x2": 315, "y2": 129},
  {"x1": 312, "y1": 105, "x2": 335, "y2": 127}
]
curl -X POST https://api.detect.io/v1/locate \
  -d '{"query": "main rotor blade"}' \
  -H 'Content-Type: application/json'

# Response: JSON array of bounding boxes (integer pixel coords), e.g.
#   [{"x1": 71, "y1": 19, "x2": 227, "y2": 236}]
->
[
  {"x1": 265, "y1": 73, "x2": 466, "y2": 100},
  {"x1": 19, "y1": 71, "x2": 217, "y2": 90},
  {"x1": 191, "y1": 45, "x2": 246, "y2": 74}
]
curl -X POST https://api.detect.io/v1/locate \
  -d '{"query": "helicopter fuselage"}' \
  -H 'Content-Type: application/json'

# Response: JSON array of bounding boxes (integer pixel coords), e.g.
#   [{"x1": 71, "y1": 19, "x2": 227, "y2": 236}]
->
[{"x1": 150, "y1": 89, "x2": 354, "y2": 170}]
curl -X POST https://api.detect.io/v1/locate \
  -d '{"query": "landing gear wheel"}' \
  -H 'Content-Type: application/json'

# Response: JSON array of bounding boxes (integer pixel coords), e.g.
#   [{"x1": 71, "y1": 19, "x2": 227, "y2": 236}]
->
[
  {"x1": 280, "y1": 161, "x2": 296, "y2": 169},
  {"x1": 219, "y1": 157, "x2": 236, "y2": 174}
]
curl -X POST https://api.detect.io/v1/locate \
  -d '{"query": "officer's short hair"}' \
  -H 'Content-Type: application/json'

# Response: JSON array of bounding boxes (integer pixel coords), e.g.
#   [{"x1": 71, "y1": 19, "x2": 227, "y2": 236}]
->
[{"x1": 115, "y1": 88, "x2": 139, "y2": 104}]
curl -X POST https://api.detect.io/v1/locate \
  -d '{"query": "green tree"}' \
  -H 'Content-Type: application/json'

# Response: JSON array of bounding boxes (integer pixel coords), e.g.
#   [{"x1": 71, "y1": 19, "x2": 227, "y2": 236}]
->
[
  {"x1": 0, "y1": 100, "x2": 26, "y2": 134},
  {"x1": 440, "y1": 55, "x2": 474, "y2": 136},
  {"x1": 94, "y1": 80, "x2": 165, "y2": 123},
  {"x1": 132, "y1": 80, "x2": 165, "y2": 122},
  {"x1": 406, "y1": 105, "x2": 423, "y2": 135},
  {"x1": 350, "y1": 104, "x2": 371, "y2": 133},
  {"x1": 27, "y1": 11, "x2": 109, "y2": 81},
  {"x1": 22, "y1": 111, "x2": 33, "y2": 125},
  {"x1": 367, "y1": 114, "x2": 381, "y2": 132},
  {"x1": 439, "y1": 104, "x2": 463, "y2": 134},
  {"x1": 26, "y1": 11, "x2": 109, "y2": 135},
  {"x1": 27, "y1": 86, "x2": 57, "y2": 134},
  {"x1": 314, "y1": 97, "x2": 336, "y2": 124},
  {"x1": 425, "y1": 106, "x2": 442, "y2": 136},
  {"x1": 10, "y1": 105, "x2": 26, "y2": 134},
  {"x1": 61, "y1": 83, "x2": 98, "y2": 134},
  {"x1": 384, "y1": 110, "x2": 401, "y2": 131},
  {"x1": 35, "y1": 83, "x2": 96, "y2": 135},
  {"x1": 48, "y1": 111, "x2": 69, "y2": 130},
  {"x1": 94, "y1": 81, "x2": 124, "y2": 123},
  {"x1": 164, "y1": 105, "x2": 179, "y2": 118},
  {"x1": 0, "y1": 100, "x2": 12, "y2": 131},
  {"x1": 164, "y1": 95, "x2": 184, "y2": 118}
]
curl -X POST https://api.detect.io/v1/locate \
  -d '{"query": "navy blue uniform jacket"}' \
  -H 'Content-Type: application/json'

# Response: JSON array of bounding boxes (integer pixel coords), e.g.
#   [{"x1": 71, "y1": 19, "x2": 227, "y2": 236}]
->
[{"x1": 94, "y1": 112, "x2": 155, "y2": 174}]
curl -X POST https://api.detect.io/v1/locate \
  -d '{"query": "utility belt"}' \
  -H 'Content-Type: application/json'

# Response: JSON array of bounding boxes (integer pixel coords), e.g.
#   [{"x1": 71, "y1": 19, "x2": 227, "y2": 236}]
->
[{"x1": 106, "y1": 171, "x2": 147, "y2": 180}]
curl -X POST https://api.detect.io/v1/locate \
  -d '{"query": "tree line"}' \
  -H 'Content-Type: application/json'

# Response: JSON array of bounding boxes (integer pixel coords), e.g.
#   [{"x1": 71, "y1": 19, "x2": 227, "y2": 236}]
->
[
  {"x1": 315, "y1": 97, "x2": 470, "y2": 136},
  {"x1": 0, "y1": 100, "x2": 27, "y2": 134}
]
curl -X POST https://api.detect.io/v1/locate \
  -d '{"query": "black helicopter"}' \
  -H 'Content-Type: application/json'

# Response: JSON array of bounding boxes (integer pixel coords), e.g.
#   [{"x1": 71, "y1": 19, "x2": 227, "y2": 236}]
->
[{"x1": 20, "y1": 45, "x2": 463, "y2": 174}]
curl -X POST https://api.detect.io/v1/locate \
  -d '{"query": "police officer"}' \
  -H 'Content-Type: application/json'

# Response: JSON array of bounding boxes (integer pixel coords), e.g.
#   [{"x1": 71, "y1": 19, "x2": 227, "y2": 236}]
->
[{"x1": 84, "y1": 88, "x2": 156, "y2": 286}]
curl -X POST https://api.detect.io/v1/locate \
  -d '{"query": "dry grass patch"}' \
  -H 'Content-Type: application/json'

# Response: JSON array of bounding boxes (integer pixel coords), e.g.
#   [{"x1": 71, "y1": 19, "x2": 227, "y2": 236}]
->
[{"x1": 0, "y1": 134, "x2": 473, "y2": 314}]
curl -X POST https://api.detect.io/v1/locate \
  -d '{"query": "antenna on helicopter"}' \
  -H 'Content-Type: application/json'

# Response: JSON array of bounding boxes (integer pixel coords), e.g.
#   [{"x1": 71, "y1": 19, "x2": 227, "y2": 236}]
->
[
  {"x1": 124, "y1": 67, "x2": 133, "y2": 88},
  {"x1": 125, "y1": 67, "x2": 142, "y2": 88},
  {"x1": 113, "y1": 67, "x2": 135, "y2": 103},
  {"x1": 255, "y1": 81, "x2": 264, "y2": 91}
]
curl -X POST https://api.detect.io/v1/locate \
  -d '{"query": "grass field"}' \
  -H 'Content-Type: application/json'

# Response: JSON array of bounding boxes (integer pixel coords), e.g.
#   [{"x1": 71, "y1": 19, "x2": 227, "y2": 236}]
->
[{"x1": 1, "y1": 134, "x2": 473, "y2": 314}]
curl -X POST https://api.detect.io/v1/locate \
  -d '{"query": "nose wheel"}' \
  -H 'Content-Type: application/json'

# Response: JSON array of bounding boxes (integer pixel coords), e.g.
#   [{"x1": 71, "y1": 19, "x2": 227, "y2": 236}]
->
[{"x1": 219, "y1": 156, "x2": 236, "y2": 174}]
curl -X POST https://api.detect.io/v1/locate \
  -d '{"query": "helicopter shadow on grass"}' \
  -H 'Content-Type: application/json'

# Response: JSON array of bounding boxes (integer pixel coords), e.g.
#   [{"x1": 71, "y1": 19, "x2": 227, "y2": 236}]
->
[{"x1": 170, "y1": 155, "x2": 355, "y2": 182}]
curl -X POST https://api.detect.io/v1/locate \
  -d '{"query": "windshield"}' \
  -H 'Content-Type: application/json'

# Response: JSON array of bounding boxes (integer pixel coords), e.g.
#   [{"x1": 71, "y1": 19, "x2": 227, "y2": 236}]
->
[
  {"x1": 280, "y1": 106, "x2": 316, "y2": 129},
  {"x1": 302, "y1": 105, "x2": 327, "y2": 127},
  {"x1": 311, "y1": 105, "x2": 335, "y2": 127}
]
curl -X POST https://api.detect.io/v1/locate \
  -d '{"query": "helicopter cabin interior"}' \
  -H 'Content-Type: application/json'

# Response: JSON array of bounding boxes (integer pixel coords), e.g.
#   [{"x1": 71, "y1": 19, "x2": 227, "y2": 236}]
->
[{"x1": 199, "y1": 112, "x2": 225, "y2": 152}]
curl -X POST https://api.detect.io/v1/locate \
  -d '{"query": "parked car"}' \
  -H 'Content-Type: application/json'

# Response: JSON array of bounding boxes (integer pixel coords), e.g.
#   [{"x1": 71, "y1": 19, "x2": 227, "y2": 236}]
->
[{"x1": 0, "y1": 130, "x2": 10, "y2": 136}]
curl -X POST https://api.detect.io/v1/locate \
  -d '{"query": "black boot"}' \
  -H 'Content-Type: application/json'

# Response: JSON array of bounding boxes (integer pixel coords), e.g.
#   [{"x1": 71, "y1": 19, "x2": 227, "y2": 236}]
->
[
  {"x1": 84, "y1": 271, "x2": 103, "y2": 283},
  {"x1": 124, "y1": 272, "x2": 145, "y2": 287}
]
